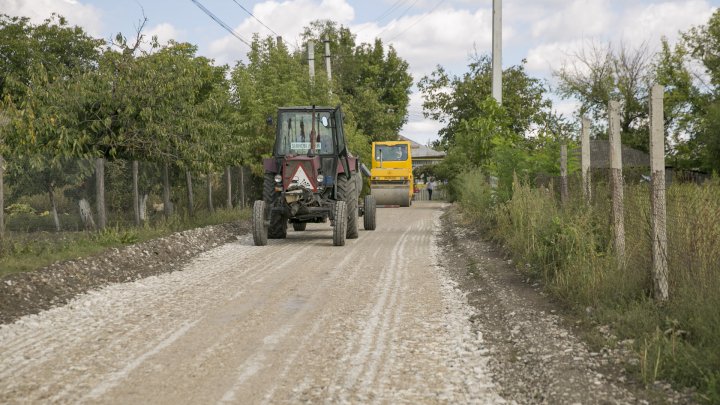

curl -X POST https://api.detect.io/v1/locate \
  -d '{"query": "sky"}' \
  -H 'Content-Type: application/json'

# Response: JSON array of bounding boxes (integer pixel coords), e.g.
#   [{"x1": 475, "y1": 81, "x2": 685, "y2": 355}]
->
[{"x1": 2, "y1": 0, "x2": 718, "y2": 146}]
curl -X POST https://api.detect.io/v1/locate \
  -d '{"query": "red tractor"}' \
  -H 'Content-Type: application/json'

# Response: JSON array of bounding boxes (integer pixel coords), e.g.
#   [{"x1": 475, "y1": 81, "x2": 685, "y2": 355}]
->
[{"x1": 252, "y1": 106, "x2": 376, "y2": 246}]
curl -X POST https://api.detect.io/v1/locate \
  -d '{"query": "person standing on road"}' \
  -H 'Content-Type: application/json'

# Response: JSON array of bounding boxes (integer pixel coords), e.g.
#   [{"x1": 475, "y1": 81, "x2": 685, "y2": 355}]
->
[{"x1": 427, "y1": 179, "x2": 436, "y2": 200}]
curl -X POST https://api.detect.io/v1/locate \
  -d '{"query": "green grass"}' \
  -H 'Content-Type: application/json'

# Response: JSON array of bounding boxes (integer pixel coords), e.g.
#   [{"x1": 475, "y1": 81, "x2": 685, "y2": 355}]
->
[
  {"x1": 0, "y1": 207, "x2": 250, "y2": 278},
  {"x1": 456, "y1": 170, "x2": 720, "y2": 403}
]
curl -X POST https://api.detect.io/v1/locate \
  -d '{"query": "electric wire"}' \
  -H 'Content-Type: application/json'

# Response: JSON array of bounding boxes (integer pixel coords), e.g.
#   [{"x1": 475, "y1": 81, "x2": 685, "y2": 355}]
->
[
  {"x1": 384, "y1": 0, "x2": 448, "y2": 43},
  {"x1": 374, "y1": 0, "x2": 421, "y2": 38},
  {"x1": 229, "y1": 0, "x2": 280, "y2": 37},
  {"x1": 190, "y1": 0, "x2": 251, "y2": 47}
]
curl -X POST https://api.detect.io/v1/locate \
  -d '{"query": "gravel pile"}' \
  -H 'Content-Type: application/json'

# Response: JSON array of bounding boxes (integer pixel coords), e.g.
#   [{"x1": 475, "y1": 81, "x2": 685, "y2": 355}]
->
[{"x1": 0, "y1": 221, "x2": 249, "y2": 325}]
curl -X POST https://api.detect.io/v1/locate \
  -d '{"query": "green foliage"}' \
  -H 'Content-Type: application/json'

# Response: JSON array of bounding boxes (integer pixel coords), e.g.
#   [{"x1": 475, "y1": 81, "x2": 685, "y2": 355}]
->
[
  {"x1": 302, "y1": 20, "x2": 413, "y2": 142},
  {"x1": 419, "y1": 55, "x2": 551, "y2": 149}
]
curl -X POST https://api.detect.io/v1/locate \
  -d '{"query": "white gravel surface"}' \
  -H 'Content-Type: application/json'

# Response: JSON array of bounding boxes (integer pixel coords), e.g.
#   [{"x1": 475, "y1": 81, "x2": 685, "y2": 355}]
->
[{"x1": 0, "y1": 201, "x2": 504, "y2": 404}]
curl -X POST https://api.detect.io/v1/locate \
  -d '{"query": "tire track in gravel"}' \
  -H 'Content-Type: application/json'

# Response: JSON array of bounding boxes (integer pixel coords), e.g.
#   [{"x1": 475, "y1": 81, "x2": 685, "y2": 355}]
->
[
  {"x1": 1, "y1": 202, "x2": 506, "y2": 404},
  {"x1": 0, "y1": 238, "x2": 309, "y2": 403}
]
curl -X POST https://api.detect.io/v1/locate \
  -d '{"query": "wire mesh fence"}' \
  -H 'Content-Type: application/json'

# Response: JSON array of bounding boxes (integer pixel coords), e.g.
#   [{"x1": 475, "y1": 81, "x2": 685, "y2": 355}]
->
[{"x1": 0, "y1": 159, "x2": 258, "y2": 235}]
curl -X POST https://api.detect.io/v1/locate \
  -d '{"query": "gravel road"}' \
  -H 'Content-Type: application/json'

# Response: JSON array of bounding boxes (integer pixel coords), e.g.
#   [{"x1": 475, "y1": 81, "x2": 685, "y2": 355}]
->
[{"x1": 0, "y1": 201, "x2": 505, "y2": 404}]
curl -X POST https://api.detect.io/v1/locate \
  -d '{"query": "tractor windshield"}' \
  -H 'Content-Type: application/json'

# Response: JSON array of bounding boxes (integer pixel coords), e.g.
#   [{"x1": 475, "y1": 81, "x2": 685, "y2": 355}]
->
[
  {"x1": 375, "y1": 144, "x2": 408, "y2": 161},
  {"x1": 276, "y1": 110, "x2": 334, "y2": 155}
]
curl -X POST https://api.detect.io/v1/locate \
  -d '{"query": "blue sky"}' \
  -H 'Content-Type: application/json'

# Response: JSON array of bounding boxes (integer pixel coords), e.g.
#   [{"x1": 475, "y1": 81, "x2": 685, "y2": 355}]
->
[{"x1": 3, "y1": 0, "x2": 718, "y2": 145}]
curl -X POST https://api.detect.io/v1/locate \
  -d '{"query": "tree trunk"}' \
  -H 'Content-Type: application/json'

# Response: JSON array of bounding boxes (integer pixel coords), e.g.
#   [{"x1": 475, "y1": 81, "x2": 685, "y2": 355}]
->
[
  {"x1": 225, "y1": 166, "x2": 232, "y2": 209},
  {"x1": 162, "y1": 163, "x2": 173, "y2": 217},
  {"x1": 78, "y1": 198, "x2": 96, "y2": 231},
  {"x1": 95, "y1": 157, "x2": 106, "y2": 229},
  {"x1": 239, "y1": 165, "x2": 246, "y2": 209},
  {"x1": 49, "y1": 186, "x2": 61, "y2": 232},
  {"x1": 132, "y1": 160, "x2": 140, "y2": 226},
  {"x1": 0, "y1": 154, "x2": 4, "y2": 237},
  {"x1": 207, "y1": 171, "x2": 214, "y2": 214},
  {"x1": 186, "y1": 170, "x2": 194, "y2": 217}
]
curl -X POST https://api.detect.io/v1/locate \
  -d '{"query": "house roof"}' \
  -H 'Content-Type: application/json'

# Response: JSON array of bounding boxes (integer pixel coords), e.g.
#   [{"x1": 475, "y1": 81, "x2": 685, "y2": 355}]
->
[{"x1": 398, "y1": 135, "x2": 446, "y2": 159}]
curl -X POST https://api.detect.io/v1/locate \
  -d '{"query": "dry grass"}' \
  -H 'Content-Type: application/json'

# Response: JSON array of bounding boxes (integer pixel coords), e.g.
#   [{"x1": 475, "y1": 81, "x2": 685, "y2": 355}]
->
[{"x1": 458, "y1": 172, "x2": 720, "y2": 403}]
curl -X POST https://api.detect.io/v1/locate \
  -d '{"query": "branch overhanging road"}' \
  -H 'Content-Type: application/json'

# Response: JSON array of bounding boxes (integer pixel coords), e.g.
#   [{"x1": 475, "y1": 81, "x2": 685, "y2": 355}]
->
[{"x1": 0, "y1": 201, "x2": 505, "y2": 404}]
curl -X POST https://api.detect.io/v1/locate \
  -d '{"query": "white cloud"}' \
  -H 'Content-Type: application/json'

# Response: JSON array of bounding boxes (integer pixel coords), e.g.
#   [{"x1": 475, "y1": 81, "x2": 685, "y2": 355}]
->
[
  {"x1": 370, "y1": 6, "x2": 499, "y2": 79},
  {"x1": 618, "y1": 0, "x2": 715, "y2": 47},
  {"x1": 401, "y1": 119, "x2": 444, "y2": 146},
  {"x1": 207, "y1": 0, "x2": 355, "y2": 66},
  {"x1": 525, "y1": 40, "x2": 585, "y2": 77},
  {"x1": 146, "y1": 22, "x2": 183, "y2": 46},
  {"x1": 529, "y1": 0, "x2": 612, "y2": 41},
  {"x1": 0, "y1": 0, "x2": 103, "y2": 36}
]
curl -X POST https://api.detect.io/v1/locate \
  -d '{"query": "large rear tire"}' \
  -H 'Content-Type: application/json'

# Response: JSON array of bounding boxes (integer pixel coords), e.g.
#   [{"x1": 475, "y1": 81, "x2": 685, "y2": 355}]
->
[
  {"x1": 263, "y1": 174, "x2": 287, "y2": 239},
  {"x1": 292, "y1": 222, "x2": 307, "y2": 231},
  {"x1": 333, "y1": 201, "x2": 347, "y2": 246},
  {"x1": 337, "y1": 173, "x2": 359, "y2": 239},
  {"x1": 363, "y1": 195, "x2": 376, "y2": 230},
  {"x1": 252, "y1": 200, "x2": 268, "y2": 246},
  {"x1": 268, "y1": 213, "x2": 287, "y2": 239}
]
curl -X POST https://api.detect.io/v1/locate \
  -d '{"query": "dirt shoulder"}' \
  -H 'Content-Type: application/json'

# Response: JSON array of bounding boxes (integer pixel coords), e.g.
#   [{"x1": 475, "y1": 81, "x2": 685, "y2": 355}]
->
[
  {"x1": 438, "y1": 205, "x2": 695, "y2": 404},
  {"x1": 0, "y1": 221, "x2": 249, "y2": 325}
]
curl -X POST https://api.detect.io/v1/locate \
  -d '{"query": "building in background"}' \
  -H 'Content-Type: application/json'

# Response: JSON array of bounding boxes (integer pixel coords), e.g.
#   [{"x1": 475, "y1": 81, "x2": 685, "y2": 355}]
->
[{"x1": 398, "y1": 135, "x2": 445, "y2": 170}]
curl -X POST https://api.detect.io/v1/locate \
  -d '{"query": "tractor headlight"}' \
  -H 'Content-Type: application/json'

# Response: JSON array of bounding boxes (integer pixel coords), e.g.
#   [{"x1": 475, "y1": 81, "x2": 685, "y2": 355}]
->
[
  {"x1": 317, "y1": 174, "x2": 324, "y2": 184},
  {"x1": 274, "y1": 174, "x2": 282, "y2": 183}
]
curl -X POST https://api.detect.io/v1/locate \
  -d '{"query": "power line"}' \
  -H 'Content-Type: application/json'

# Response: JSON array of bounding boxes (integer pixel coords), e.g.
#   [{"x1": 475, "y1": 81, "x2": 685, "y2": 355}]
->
[
  {"x1": 374, "y1": 0, "x2": 421, "y2": 38},
  {"x1": 190, "y1": 0, "x2": 251, "y2": 47},
  {"x1": 384, "y1": 0, "x2": 448, "y2": 43},
  {"x1": 229, "y1": 0, "x2": 279, "y2": 37}
]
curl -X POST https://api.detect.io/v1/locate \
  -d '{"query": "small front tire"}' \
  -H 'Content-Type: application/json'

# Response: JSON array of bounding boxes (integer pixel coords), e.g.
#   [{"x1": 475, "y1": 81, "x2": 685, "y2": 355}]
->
[
  {"x1": 252, "y1": 200, "x2": 268, "y2": 246},
  {"x1": 333, "y1": 201, "x2": 347, "y2": 246}
]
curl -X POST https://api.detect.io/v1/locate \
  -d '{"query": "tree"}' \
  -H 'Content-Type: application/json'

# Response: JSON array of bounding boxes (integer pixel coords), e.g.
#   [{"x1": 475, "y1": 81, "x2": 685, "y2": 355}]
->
[
  {"x1": 419, "y1": 55, "x2": 551, "y2": 150},
  {"x1": 302, "y1": 20, "x2": 413, "y2": 142},
  {"x1": 683, "y1": 9, "x2": 720, "y2": 173},
  {"x1": 554, "y1": 40, "x2": 658, "y2": 152}
]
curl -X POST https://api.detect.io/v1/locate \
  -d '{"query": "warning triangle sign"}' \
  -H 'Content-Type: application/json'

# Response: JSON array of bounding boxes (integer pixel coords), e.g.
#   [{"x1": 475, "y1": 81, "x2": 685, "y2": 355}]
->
[{"x1": 291, "y1": 165, "x2": 315, "y2": 190}]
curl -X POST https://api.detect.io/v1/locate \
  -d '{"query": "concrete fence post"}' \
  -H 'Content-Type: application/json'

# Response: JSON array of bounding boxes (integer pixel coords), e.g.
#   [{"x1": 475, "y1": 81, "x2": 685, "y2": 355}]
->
[
  {"x1": 649, "y1": 84, "x2": 669, "y2": 301},
  {"x1": 581, "y1": 116, "x2": 592, "y2": 203},
  {"x1": 560, "y1": 143, "x2": 568, "y2": 205},
  {"x1": 608, "y1": 100, "x2": 625, "y2": 263}
]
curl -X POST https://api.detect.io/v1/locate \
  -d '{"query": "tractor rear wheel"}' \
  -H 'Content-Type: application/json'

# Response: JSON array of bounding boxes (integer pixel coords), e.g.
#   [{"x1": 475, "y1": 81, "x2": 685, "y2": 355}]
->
[
  {"x1": 333, "y1": 201, "x2": 347, "y2": 246},
  {"x1": 363, "y1": 195, "x2": 376, "y2": 230},
  {"x1": 252, "y1": 200, "x2": 268, "y2": 246},
  {"x1": 263, "y1": 173, "x2": 287, "y2": 239},
  {"x1": 337, "y1": 173, "x2": 359, "y2": 239},
  {"x1": 292, "y1": 222, "x2": 307, "y2": 231},
  {"x1": 268, "y1": 212, "x2": 287, "y2": 239}
]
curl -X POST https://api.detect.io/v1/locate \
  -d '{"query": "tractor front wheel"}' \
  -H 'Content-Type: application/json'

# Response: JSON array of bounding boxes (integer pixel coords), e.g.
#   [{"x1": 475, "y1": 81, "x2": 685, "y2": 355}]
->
[
  {"x1": 333, "y1": 201, "x2": 347, "y2": 246},
  {"x1": 292, "y1": 222, "x2": 307, "y2": 231},
  {"x1": 252, "y1": 200, "x2": 268, "y2": 246}
]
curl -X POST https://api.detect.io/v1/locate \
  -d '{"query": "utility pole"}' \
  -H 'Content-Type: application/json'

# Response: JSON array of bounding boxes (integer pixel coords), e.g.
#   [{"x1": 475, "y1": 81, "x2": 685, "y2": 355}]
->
[
  {"x1": 492, "y1": 0, "x2": 502, "y2": 104},
  {"x1": 307, "y1": 40, "x2": 315, "y2": 82},
  {"x1": 324, "y1": 37, "x2": 332, "y2": 82}
]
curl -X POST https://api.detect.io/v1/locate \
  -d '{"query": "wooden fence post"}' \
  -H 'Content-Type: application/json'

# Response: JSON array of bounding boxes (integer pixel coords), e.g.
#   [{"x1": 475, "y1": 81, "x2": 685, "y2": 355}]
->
[
  {"x1": 581, "y1": 116, "x2": 592, "y2": 202},
  {"x1": 560, "y1": 143, "x2": 568, "y2": 205},
  {"x1": 608, "y1": 100, "x2": 625, "y2": 263},
  {"x1": 650, "y1": 84, "x2": 669, "y2": 301}
]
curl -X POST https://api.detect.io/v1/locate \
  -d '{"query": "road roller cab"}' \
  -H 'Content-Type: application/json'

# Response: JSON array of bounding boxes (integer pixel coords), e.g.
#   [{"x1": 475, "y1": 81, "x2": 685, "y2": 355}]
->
[{"x1": 370, "y1": 141, "x2": 414, "y2": 207}]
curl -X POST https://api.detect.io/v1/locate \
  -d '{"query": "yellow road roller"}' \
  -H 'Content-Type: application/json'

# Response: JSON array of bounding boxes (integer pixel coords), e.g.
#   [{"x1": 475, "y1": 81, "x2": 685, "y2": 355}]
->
[{"x1": 370, "y1": 141, "x2": 413, "y2": 207}]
